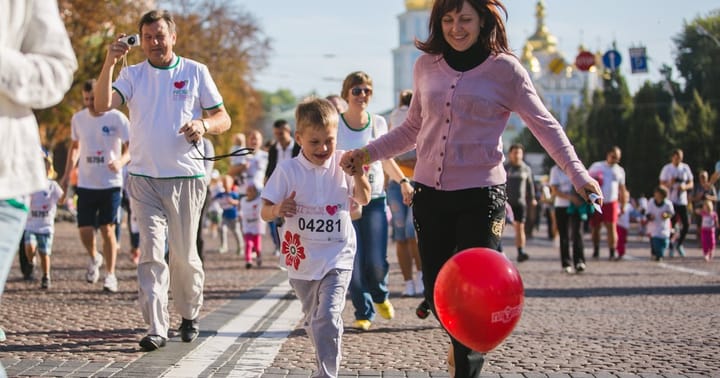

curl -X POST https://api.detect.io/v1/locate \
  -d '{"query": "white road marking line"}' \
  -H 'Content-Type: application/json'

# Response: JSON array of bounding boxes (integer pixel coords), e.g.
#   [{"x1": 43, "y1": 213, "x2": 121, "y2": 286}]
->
[
  {"x1": 162, "y1": 279, "x2": 301, "y2": 378},
  {"x1": 624, "y1": 254, "x2": 715, "y2": 276},
  {"x1": 227, "y1": 298, "x2": 303, "y2": 378},
  {"x1": 656, "y1": 262, "x2": 714, "y2": 276}
]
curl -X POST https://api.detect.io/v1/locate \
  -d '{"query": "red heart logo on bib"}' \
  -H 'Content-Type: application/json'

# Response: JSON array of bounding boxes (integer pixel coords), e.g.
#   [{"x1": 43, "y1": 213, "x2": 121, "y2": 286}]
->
[
  {"x1": 174, "y1": 81, "x2": 186, "y2": 89},
  {"x1": 326, "y1": 205, "x2": 338, "y2": 216}
]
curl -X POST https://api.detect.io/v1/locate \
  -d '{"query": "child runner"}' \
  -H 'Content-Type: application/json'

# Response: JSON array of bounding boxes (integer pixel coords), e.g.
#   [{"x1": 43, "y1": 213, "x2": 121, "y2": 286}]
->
[
  {"x1": 261, "y1": 97, "x2": 370, "y2": 378},
  {"x1": 616, "y1": 188, "x2": 633, "y2": 260},
  {"x1": 240, "y1": 183, "x2": 265, "y2": 268},
  {"x1": 215, "y1": 175, "x2": 243, "y2": 255},
  {"x1": 646, "y1": 186, "x2": 675, "y2": 262},
  {"x1": 697, "y1": 198, "x2": 718, "y2": 262},
  {"x1": 23, "y1": 152, "x2": 64, "y2": 289}
]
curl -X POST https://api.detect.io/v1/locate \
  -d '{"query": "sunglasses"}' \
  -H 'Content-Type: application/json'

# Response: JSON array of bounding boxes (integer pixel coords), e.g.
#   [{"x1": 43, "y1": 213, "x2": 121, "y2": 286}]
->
[{"x1": 351, "y1": 87, "x2": 373, "y2": 96}]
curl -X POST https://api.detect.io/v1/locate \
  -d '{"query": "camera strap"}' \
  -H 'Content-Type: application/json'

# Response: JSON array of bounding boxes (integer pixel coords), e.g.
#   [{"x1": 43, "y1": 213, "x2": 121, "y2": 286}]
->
[{"x1": 191, "y1": 141, "x2": 254, "y2": 162}]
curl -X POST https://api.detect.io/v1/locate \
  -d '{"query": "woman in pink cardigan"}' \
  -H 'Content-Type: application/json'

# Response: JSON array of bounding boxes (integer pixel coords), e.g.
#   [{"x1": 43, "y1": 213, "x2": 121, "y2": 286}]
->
[{"x1": 341, "y1": 0, "x2": 601, "y2": 376}]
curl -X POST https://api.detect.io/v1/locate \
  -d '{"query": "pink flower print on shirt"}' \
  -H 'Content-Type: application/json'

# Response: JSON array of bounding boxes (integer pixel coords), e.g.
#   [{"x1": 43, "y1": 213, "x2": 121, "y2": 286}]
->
[{"x1": 282, "y1": 231, "x2": 306, "y2": 270}]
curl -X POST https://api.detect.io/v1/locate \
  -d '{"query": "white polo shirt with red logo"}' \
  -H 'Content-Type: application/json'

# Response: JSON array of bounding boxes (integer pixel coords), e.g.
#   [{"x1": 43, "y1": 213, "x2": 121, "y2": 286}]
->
[{"x1": 112, "y1": 55, "x2": 223, "y2": 178}]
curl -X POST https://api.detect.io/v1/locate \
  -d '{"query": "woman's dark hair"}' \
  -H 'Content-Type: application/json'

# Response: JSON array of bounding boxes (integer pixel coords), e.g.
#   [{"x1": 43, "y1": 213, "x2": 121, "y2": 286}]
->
[{"x1": 416, "y1": 0, "x2": 511, "y2": 56}]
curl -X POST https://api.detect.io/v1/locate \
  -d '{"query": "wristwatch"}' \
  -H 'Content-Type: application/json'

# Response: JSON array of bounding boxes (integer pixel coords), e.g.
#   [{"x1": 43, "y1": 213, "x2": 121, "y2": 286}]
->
[{"x1": 399, "y1": 177, "x2": 411, "y2": 184}]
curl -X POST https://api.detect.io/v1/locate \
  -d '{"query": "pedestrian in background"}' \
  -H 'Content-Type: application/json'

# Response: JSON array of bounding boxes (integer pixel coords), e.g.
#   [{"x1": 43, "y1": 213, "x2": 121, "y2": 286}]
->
[
  {"x1": 659, "y1": 149, "x2": 693, "y2": 257},
  {"x1": 95, "y1": 9, "x2": 231, "y2": 351},
  {"x1": 646, "y1": 186, "x2": 675, "y2": 261},
  {"x1": 216, "y1": 175, "x2": 243, "y2": 255},
  {"x1": 549, "y1": 165, "x2": 586, "y2": 273},
  {"x1": 337, "y1": 71, "x2": 412, "y2": 331},
  {"x1": 588, "y1": 146, "x2": 627, "y2": 260},
  {"x1": 240, "y1": 183, "x2": 266, "y2": 268},
  {"x1": 261, "y1": 98, "x2": 371, "y2": 378},
  {"x1": 504, "y1": 143, "x2": 535, "y2": 262},
  {"x1": 61, "y1": 79, "x2": 130, "y2": 293},
  {"x1": 0, "y1": 0, "x2": 77, "y2": 369},
  {"x1": 388, "y1": 89, "x2": 423, "y2": 297},
  {"x1": 616, "y1": 187, "x2": 633, "y2": 260},
  {"x1": 340, "y1": 0, "x2": 601, "y2": 375},
  {"x1": 696, "y1": 199, "x2": 717, "y2": 262},
  {"x1": 23, "y1": 153, "x2": 64, "y2": 289}
]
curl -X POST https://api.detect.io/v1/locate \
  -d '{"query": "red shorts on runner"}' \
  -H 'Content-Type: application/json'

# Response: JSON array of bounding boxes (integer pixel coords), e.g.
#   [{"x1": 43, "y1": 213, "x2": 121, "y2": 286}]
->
[{"x1": 589, "y1": 201, "x2": 619, "y2": 227}]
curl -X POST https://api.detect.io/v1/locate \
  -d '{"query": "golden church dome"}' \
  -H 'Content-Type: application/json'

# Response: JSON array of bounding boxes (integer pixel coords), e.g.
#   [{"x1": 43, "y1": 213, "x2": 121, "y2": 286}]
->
[
  {"x1": 526, "y1": 0, "x2": 558, "y2": 53},
  {"x1": 405, "y1": 0, "x2": 432, "y2": 11}
]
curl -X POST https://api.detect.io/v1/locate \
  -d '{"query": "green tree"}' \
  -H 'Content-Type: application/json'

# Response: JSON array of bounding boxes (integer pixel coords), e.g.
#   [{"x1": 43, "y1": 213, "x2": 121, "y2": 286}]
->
[
  {"x1": 584, "y1": 66, "x2": 633, "y2": 163},
  {"x1": 674, "y1": 9, "x2": 720, "y2": 108},
  {"x1": 678, "y1": 91, "x2": 718, "y2": 173},
  {"x1": 43, "y1": 0, "x2": 271, "y2": 175},
  {"x1": 623, "y1": 82, "x2": 682, "y2": 197}
]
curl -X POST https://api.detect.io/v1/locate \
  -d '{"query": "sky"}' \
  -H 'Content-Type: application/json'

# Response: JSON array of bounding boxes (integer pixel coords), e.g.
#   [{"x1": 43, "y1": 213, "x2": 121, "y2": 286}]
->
[{"x1": 236, "y1": 0, "x2": 719, "y2": 113}]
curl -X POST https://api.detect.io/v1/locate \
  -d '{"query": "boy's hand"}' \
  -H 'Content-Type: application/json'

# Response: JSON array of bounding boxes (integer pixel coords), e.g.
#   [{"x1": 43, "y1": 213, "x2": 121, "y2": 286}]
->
[{"x1": 274, "y1": 191, "x2": 297, "y2": 218}]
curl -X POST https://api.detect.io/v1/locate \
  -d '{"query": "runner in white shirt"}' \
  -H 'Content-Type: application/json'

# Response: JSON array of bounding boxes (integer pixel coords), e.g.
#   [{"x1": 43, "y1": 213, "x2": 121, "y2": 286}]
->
[
  {"x1": 262, "y1": 98, "x2": 370, "y2": 378},
  {"x1": 61, "y1": 80, "x2": 130, "y2": 293},
  {"x1": 94, "y1": 10, "x2": 231, "y2": 351},
  {"x1": 646, "y1": 186, "x2": 675, "y2": 261},
  {"x1": 587, "y1": 146, "x2": 627, "y2": 260},
  {"x1": 240, "y1": 184, "x2": 266, "y2": 268},
  {"x1": 24, "y1": 154, "x2": 64, "y2": 290},
  {"x1": 659, "y1": 148, "x2": 694, "y2": 257}
]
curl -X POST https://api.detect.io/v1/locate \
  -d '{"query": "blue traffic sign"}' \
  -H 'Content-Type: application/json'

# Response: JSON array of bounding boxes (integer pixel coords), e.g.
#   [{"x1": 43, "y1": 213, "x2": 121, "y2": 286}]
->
[
  {"x1": 629, "y1": 47, "x2": 648, "y2": 74},
  {"x1": 602, "y1": 50, "x2": 622, "y2": 71}
]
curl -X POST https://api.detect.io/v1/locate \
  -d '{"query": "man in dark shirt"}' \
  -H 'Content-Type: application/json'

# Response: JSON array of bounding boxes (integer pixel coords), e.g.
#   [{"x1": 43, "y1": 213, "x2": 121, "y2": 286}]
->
[{"x1": 504, "y1": 144, "x2": 536, "y2": 262}]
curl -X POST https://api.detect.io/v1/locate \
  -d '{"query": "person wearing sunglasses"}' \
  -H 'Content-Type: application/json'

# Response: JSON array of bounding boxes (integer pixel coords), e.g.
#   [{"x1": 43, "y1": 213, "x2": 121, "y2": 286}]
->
[
  {"x1": 340, "y1": 0, "x2": 601, "y2": 376},
  {"x1": 337, "y1": 71, "x2": 414, "y2": 332}
]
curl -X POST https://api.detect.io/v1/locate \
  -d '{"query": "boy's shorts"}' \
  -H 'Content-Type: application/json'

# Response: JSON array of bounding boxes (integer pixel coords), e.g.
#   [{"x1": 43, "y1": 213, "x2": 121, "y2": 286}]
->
[{"x1": 23, "y1": 231, "x2": 54, "y2": 256}]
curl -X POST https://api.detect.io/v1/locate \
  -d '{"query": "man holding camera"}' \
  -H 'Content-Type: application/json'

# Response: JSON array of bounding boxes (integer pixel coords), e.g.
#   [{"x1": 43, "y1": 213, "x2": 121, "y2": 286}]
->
[
  {"x1": 659, "y1": 149, "x2": 694, "y2": 257},
  {"x1": 95, "y1": 9, "x2": 230, "y2": 351}
]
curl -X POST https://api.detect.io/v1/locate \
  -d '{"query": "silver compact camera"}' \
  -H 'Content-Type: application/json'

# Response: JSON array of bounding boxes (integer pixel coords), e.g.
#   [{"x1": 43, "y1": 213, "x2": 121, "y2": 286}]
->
[{"x1": 119, "y1": 34, "x2": 140, "y2": 47}]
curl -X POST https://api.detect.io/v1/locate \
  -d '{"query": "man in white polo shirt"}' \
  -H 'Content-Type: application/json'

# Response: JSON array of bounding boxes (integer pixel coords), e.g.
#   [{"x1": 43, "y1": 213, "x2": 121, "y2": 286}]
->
[
  {"x1": 61, "y1": 80, "x2": 129, "y2": 293},
  {"x1": 94, "y1": 9, "x2": 231, "y2": 351}
]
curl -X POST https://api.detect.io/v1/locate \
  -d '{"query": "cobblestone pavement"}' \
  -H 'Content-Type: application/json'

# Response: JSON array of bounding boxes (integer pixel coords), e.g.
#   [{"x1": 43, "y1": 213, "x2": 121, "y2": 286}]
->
[{"x1": 1, "y1": 220, "x2": 719, "y2": 377}]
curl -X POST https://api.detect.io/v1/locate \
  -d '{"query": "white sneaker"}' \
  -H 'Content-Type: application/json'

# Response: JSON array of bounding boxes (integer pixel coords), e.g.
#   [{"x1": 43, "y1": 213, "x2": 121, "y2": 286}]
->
[
  {"x1": 86, "y1": 253, "x2": 103, "y2": 283},
  {"x1": 103, "y1": 274, "x2": 118, "y2": 293},
  {"x1": 218, "y1": 246, "x2": 228, "y2": 254},
  {"x1": 402, "y1": 280, "x2": 415, "y2": 297},
  {"x1": 414, "y1": 271, "x2": 424, "y2": 296}
]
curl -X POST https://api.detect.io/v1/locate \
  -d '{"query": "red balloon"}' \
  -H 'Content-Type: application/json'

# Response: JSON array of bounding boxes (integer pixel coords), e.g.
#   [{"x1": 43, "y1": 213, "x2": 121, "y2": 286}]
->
[{"x1": 434, "y1": 247, "x2": 524, "y2": 353}]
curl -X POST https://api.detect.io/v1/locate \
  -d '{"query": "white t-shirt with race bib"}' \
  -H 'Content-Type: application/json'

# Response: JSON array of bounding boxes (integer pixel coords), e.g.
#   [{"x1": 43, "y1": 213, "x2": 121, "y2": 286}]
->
[
  {"x1": 71, "y1": 108, "x2": 129, "y2": 189},
  {"x1": 240, "y1": 196, "x2": 266, "y2": 235},
  {"x1": 262, "y1": 150, "x2": 356, "y2": 280},
  {"x1": 588, "y1": 161, "x2": 625, "y2": 203},
  {"x1": 549, "y1": 165, "x2": 573, "y2": 208},
  {"x1": 112, "y1": 56, "x2": 223, "y2": 178},
  {"x1": 659, "y1": 163, "x2": 693, "y2": 205},
  {"x1": 337, "y1": 113, "x2": 387, "y2": 199},
  {"x1": 25, "y1": 180, "x2": 63, "y2": 234}
]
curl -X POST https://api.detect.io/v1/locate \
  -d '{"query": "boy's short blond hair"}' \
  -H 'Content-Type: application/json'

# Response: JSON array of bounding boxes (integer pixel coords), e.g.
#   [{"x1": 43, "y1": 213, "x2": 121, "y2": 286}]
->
[{"x1": 295, "y1": 97, "x2": 339, "y2": 135}]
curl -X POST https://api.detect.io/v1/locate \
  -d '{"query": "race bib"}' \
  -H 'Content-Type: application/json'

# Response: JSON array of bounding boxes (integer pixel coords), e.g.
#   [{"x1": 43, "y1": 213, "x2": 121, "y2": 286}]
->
[{"x1": 285, "y1": 202, "x2": 350, "y2": 242}]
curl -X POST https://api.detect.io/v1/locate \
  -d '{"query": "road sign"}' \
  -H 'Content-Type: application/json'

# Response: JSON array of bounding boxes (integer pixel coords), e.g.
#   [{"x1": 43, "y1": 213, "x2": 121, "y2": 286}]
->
[
  {"x1": 602, "y1": 50, "x2": 622, "y2": 71},
  {"x1": 575, "y1": 51, "x2": 596, "y2": 71},
  {"x1": 629, "y1": 47, "x2": 648, "y2": 73}
]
